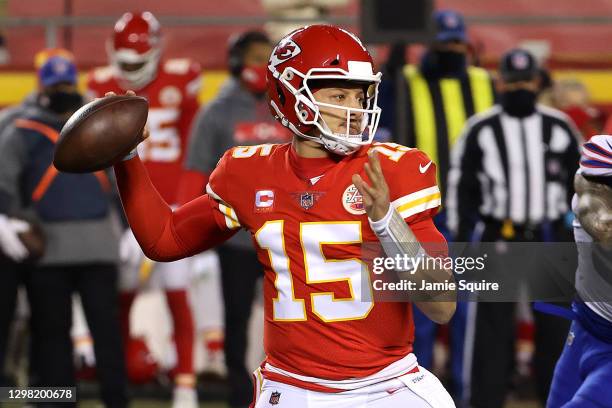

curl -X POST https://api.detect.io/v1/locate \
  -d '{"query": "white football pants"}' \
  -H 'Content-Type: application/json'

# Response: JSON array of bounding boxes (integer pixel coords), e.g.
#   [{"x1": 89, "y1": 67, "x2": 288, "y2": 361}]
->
[{"x1": 253, "y1": 365, "x2": 455, "y2": 408}]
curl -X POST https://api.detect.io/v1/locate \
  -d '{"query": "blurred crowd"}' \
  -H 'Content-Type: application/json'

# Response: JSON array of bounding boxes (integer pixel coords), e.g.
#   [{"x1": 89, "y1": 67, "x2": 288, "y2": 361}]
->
[{"x1": 0, "y1": 5, "x2": 607, "y2": 408}]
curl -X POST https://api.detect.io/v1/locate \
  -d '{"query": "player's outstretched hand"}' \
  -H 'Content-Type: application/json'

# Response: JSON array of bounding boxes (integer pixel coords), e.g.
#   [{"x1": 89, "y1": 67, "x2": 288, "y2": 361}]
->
[
  {"x1": 103, "y1": 90, "x2": 135, "y2": 98},
  {"x1": 352, "y1": 149, "x2": 390, "y2": 222}
]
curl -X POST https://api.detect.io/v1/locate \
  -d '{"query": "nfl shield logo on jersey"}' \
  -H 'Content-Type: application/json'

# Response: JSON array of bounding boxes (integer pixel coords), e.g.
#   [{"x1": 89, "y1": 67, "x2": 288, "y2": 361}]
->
[
  {"x1": 269, "y1": 391, "x2": 281, "y2": 405},
  {"x1": 300, "y1": 192, "x2": 314, "y2": 209},
  {"x1": 290, "y1": 191, "x2": 325, "y2": 210}
]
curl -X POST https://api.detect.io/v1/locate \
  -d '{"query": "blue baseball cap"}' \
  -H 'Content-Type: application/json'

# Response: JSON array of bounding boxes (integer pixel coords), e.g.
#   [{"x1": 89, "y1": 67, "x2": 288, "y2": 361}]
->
[
  {"x1": 38, "y1": 55, "x2": 78, "y2": 87},
  {"x1": 433, "y1": 10, "x2": 467, "y2": 43}
]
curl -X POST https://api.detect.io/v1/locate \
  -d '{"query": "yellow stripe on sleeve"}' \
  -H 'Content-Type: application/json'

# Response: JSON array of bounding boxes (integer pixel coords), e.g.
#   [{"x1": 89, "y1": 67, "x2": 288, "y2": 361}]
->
[
  {"x1": 392, "y1": 186, "x2": 442, "y2": 219},
  {"x1": 206, "y1": 183, "x2": 241, "y2": 229}
]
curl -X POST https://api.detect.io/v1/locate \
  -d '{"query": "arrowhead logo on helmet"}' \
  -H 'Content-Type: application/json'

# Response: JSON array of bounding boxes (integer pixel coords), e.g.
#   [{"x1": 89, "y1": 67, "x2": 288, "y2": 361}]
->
[{"x1": 270, "y1": 40, "x2": 302, "y2": 68}]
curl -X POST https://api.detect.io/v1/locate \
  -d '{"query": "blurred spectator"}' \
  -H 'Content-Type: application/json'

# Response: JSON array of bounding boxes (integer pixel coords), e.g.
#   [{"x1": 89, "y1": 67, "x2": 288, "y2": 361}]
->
[
  {"x1": 86, "y1": 11, "x2": 207, "y2": 407},
  {"x1": 536, "y1": 67, "x2": 554, "y2": 107},
  {"x1": 0, "y1": 74, "x2": 37, "y2": 391},
  {"x1": 380, "y1": 9, "x2": 496, "y2": 227},
  {"x1": 553, "y1": 78, "x2": 606, "y2": 140},
  {"x1": 184, "y1": 30, "x2": 291, "y2": 408},
  {"x1": 378, "y1": 9, "x2": 496, "y2": 402},
  {"x1": 261, "y1": 0, "x2": 349, "y2": 41},
  {"x1": 0, "y1": 48, "x2": 73, "y2": 388},
  {"x1": 0, "y1": 49, "x2": 127, "y2": 407},
  {"x1": 447, "y1": 48, "x2": 580, "y2": 408},
  {"x1": 0, "y1": 33, "x2": 9, "y2": 65}
]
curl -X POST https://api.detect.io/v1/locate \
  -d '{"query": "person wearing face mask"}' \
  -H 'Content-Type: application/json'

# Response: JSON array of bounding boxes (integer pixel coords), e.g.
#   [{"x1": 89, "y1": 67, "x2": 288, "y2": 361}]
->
[
  {"x1": 0, "y1": 49, "x2": 53, "y2": 390},
  {"x1": 446, "y1": 48, "x2": 581, "y2": 408},
  {"x1": 381, "y1": 9, "x2": 496, "y2": 201},
  {"x1": 183, "y1": 29, "x2": 292, "y2": 408},
  {"x1": 0, "y1": 50, "x2": 128, "y2": 407},
  {"x1": 377, "y1": 10, "x2": 496, "y2": 403}
]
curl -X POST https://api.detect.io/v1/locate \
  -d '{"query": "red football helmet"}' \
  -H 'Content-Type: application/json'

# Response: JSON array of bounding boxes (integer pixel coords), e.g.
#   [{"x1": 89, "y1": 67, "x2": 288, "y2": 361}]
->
[
  {"x1": 125, "y1": 337, "x2": 159, "y2": 384},
  {"x1": 267, "y1": 25, "x2": 382, "y2": 155},
  {"x1": 108, "y1": 11, "x2": 162, "y2": 89}
]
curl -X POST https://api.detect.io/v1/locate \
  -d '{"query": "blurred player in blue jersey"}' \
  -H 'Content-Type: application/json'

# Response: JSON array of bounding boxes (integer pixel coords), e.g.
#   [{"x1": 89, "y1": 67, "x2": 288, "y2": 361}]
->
[{"x1": 547, "y1": 134, "x2": 612, "y2": 408}]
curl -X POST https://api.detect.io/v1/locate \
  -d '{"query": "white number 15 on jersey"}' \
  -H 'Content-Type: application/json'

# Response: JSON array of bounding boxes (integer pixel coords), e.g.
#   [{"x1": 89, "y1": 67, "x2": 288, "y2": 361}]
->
[{"x1": 255, "y1": 221, "x2": 374, "y2": 323}]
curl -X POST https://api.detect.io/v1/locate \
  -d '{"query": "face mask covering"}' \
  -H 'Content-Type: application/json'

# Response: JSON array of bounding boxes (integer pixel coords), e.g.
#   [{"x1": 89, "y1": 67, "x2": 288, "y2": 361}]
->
[
  {"x1": 41, "y1": 91, "x2": 84, "y2": 115},
  {"x1": 500, "y1": 89, "x2": 537, "y2": 118},
  {"x1": 241, "y1": 64, "x2": 268, "y2": 95},
  {"x1": 434, "y1": 50, "x2": 467, "y2": 76}
]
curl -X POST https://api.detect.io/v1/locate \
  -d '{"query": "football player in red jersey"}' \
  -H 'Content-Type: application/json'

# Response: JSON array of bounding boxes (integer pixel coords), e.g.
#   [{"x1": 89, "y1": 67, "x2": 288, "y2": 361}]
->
[
  {"x1": 112, "y1": 25, "x2": 456, "y2": 407},
  {"x1": 87, "y1": 11, "x2": 205, "y2": 407}
]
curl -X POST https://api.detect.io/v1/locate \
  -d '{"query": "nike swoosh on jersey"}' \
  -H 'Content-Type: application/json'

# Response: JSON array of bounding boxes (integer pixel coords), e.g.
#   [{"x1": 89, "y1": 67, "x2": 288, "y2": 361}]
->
[{"x1": 419, "y1": 161, "x2": 433, "y2": 173}]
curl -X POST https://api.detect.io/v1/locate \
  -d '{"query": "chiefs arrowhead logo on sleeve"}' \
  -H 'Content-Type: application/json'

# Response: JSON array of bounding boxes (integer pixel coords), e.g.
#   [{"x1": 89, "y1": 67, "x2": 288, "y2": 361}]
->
[{"x1": 269, "y1": 40, "x2": 301, "y2": 67}]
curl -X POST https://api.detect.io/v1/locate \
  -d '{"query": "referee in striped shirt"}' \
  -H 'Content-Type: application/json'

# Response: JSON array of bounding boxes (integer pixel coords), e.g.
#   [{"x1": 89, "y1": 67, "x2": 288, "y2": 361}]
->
[{"x1": 447, "y1": 49, "x2": 581, "y2": 407}]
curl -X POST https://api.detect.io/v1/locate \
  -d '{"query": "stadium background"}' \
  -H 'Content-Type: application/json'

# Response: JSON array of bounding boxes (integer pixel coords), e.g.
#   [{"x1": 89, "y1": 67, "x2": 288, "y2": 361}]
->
[
  {"x1": 1, "y1": 1, "x2": 611, "y2": 407},
  {"x1": 2, "y1": 0, "x2": 612, "y2": 111}
]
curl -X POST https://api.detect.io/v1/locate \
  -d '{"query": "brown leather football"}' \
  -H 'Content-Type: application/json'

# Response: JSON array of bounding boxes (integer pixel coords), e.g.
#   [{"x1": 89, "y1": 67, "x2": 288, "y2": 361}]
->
[{"x1": 53, "y1": 95, "x2": 149, "y2": 173}]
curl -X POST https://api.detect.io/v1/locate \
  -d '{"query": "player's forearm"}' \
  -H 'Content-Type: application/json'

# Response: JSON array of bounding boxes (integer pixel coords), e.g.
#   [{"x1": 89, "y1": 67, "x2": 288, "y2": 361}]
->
[
  {"x1": 175, "y1": 169, "x2": 209, "y2": 205},
  {"x1": 370, "y1": 206, "x2": 457, "y2": 323},
  {"x1": 114, "y1": 157, "x2": 235, "y2": 261},
  {"x1": 113, "y1": 156, "x2": 186, "y2": 261},
  {"x1": 401, "y1": 258, "x2": 456, "y2": 323},
  {"x1": 415, "y1": 301, "x2": 456, "y2": 324},
  {"x1": 574, "y1": 173, "x2": 612, "y2": 243}
]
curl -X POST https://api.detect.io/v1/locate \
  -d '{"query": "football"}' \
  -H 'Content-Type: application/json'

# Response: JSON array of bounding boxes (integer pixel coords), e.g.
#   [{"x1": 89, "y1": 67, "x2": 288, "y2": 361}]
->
[{"x1": 53, "y1": 95, "x2": 149, "y2": 173}]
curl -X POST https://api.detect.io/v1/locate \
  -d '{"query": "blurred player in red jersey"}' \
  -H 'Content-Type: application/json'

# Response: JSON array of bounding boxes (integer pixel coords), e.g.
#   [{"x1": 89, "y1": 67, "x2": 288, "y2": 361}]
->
[
  {"x1": 112, "y1": 25, "x2": 456, "y2": 407},
  {"x1": 87, "y1": 11, "x2": 204, "y2": 407}
]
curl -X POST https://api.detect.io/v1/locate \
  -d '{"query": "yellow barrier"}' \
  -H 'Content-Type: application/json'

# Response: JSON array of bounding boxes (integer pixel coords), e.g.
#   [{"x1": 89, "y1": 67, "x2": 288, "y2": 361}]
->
[
  {"x1": 551, "y1": 71, "x2": 612, "y2": 104},
  {"x1": 0, "y1": 70, "x2": 230, "y2": 106},
  {"x1": 1, "y1": 69, "x2": 612, "y2": 107}
]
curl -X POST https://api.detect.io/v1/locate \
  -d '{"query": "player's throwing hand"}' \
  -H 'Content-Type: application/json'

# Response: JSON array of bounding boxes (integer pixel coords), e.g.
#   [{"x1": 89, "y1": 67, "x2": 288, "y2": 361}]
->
[
  {"x1": 352, "y1": 149, "x2": 390, "y2": 222},
  {"x1": 103, "y1": 90, "x2": 150, "y2": 141}
]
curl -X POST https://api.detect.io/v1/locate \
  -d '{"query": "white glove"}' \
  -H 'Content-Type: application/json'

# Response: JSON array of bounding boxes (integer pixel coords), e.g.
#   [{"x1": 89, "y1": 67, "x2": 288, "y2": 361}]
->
[
  {"x1": 119, "y1": 228, "x2": 144, "y2": 269},
  {"x1": 0, "y1": 214, "x2": 30, "y2": 262},
  {"x1": 74, "y1": 336, "x2": 97, "y2": 368}
]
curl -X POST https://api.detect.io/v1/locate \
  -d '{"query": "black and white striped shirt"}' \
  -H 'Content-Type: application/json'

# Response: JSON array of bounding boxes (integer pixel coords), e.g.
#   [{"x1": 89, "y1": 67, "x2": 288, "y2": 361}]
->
[{"x1": 446, "y1": 104, "x2": 581, "y2": 240}]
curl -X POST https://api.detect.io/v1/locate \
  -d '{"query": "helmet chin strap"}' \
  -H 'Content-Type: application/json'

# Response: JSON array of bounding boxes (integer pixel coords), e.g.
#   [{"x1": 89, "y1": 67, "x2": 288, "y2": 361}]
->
[{"x1": 320, "y1": 137, "x2": 359, "y2": 156}]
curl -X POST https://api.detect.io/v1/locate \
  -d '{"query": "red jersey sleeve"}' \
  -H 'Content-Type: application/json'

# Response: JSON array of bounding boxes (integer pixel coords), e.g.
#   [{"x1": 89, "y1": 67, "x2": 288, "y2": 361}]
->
[
  {"x1": 377, "y1": 145, "x2": 441, "y2": 224},
  {"x1": 113, "y1": 156, "x2": 235, "y2": 261},
  {"x1": 375, "y1": 143, "x2": 446, "y2": 257},
  {"x1": 205, "y1": 148, "x2": 243, "y2": 231}
]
